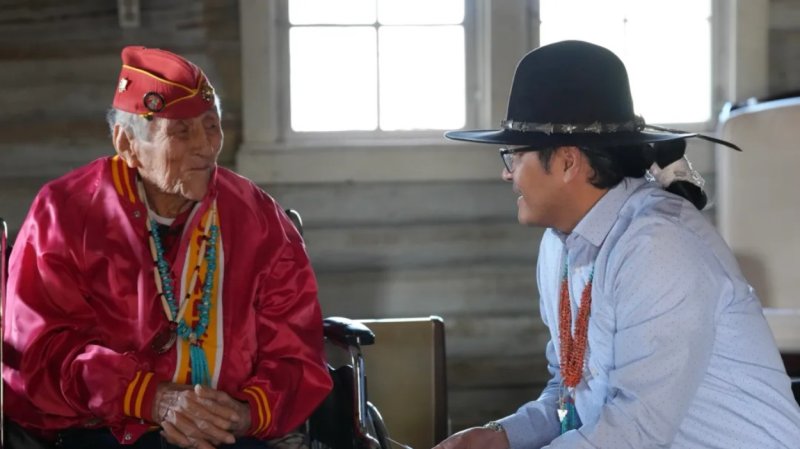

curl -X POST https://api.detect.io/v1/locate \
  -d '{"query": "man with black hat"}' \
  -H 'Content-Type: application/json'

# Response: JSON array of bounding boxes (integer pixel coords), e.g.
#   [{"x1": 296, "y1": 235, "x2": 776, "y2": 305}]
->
[
  {"x1": 3, "y1": 46, "x2": 332, "y2": 449},
  {"x1": 435, "y1": 40, "x2": 800, "y2": 449}
]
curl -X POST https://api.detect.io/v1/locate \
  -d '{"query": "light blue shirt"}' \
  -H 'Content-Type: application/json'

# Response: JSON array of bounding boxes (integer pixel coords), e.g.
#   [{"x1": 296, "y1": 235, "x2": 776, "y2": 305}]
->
[{"x1": 498, "y1": 177, "x2": 800, "y2": 449}]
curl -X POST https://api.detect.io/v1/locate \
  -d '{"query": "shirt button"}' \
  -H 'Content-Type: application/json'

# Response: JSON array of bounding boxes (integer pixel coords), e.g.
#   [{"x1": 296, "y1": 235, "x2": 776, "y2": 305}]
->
[
  {"x1": 133, "y1": 210, "x2": 141, "y2": 218},
  {"x1": 124, "y1": 433, "x2": 132, "y2": 441}
]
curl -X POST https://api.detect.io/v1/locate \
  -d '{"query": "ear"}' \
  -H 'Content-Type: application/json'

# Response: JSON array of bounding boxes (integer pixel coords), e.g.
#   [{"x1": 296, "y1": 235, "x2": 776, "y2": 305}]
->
[
  {"x1": 113, "y1": 124, "x2": 139, "y2": 168},
  {"x1": 560, "y1": 146, "x2": 584, "y2": 183}
]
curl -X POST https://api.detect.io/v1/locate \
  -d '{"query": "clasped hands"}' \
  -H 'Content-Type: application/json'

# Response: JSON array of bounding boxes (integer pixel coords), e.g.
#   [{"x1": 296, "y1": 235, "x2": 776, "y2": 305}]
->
[{"x1": 153, "y1": 382, "x2": 252, "y2": 449}]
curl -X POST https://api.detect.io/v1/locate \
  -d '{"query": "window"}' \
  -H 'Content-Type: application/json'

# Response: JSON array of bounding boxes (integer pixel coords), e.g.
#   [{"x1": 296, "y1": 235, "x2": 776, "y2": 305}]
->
[
  {"x1": 238, "y1": 1, "x2": 762, "y2": 184},
  {"x1": 539, "y1": 0, "x2": 712, "y2": 125},
  {"x1": 288, "y1": 0, "x2": 467, "y2": 133}
]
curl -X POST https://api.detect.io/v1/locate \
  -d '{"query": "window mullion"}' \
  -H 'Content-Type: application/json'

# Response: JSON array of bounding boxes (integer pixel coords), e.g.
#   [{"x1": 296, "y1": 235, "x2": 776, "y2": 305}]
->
[{"x1": 376, "y1": 21, "x2": 382, "y2": 131}]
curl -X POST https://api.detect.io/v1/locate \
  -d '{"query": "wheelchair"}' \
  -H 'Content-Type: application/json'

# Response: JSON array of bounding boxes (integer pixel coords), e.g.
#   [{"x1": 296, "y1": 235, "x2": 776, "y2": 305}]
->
[
  {"x1": 285, "y1": 209, "x2": 392, "y2": 449},
  {"x1": 307, "y1": 317, "x2": 391, "y2": 449},
  {"x1": 0, "y1": 214, "x2": 395, "y2": 449}
]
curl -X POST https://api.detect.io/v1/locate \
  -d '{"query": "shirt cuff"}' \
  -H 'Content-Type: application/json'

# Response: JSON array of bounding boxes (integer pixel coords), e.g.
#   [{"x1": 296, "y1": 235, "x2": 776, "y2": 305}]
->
[
  {"x1": 122, "y1": 370, "x2": 159, "y2": 422},
  {"x1": 498, "y1": 412, "x2": 535, "y2": 449},
  {"x1": 497, "y1": 404, "x2": 560, "y2": 449},
  {"x1": 236, "y1": 385, "x2": 273, "y2": 437}
]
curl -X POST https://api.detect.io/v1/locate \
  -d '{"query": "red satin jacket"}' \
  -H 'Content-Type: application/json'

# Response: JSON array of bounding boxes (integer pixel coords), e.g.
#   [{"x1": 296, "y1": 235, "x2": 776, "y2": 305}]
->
[{"x1": 2, "y1": 156, "x2": 332, "y2": 443}]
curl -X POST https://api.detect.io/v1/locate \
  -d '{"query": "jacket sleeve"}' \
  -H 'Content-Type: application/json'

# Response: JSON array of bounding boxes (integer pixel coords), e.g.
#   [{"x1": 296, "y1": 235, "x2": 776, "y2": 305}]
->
[
  {"x1": 498, "y1": 338, "x2": 564, "y2": 449},
  {"x1": 496, "y1": 234, "x2": 562, "y2": 449},
  {"x1": 3, "y1": 190, "x2": 159, "y2": 430},
  {"x1": 232, "y1": 205, "x2": 332, "y2": 439}
]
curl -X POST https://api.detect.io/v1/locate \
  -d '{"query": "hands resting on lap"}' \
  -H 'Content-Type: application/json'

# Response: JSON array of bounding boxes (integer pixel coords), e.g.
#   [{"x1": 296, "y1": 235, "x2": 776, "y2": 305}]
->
[{"x1": 153, "y1": 383, "x2": 252, "y2": 449}]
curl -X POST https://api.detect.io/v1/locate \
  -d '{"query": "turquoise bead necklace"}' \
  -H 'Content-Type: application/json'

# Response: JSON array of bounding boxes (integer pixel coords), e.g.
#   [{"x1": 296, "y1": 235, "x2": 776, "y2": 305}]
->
[{"x1": 140, "y1": 180, "x2": 218, "y2": 386}]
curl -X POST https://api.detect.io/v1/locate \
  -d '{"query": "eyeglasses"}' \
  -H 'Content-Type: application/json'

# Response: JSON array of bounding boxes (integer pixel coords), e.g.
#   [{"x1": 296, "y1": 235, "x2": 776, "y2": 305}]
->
[{"x1": 499, "y1": 146, "x2": 538, "y2": 173}]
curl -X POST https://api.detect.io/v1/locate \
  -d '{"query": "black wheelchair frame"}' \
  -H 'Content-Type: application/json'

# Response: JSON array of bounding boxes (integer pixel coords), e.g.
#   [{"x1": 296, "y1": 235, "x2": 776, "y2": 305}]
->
[
  {"x1": 308, "y1": 317, "x2": 390, "y2": 449},
  {"x1": 285, "y1": 209, "x2": 392, "y2": 449}
]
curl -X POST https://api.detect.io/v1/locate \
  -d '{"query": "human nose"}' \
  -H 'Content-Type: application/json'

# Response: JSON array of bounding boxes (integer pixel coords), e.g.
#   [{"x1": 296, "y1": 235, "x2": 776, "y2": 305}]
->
[{"x1": 502, "y1": 166, "x2": 513, "y2": 182}]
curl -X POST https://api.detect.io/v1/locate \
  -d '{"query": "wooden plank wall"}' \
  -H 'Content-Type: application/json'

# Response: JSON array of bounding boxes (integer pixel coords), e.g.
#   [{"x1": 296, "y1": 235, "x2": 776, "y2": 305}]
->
[{"x1": 0, "y1": 0, "x2": 241, "y2": 186}]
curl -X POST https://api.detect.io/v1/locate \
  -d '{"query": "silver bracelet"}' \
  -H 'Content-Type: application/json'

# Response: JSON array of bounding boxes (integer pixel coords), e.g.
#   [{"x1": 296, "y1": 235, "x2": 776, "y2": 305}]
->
[{"x1": 483, "y1": 421, "x2": 505, "y2": 433}]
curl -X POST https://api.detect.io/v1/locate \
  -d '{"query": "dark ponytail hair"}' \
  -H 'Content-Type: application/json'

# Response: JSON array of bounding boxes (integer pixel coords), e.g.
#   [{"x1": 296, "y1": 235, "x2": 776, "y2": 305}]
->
[
  {"x1": 650, "y1": 139, "x2": 707, "y2": 210},
  {"x1": 536, "y1": 140, "x2": 707, "y2": 209}
]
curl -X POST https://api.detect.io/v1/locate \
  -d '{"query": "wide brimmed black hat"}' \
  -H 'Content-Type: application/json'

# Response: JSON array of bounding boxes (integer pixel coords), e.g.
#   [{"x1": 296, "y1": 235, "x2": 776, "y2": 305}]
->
[{"x1": 446, "y1": 40, "x2": 697, "y2": 148}]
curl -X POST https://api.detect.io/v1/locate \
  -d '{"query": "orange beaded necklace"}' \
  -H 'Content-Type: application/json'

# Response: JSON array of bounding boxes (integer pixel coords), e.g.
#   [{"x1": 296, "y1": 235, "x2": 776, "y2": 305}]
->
[{"x1": 558, "y1": 260, "x2": 594, "y2": 388}]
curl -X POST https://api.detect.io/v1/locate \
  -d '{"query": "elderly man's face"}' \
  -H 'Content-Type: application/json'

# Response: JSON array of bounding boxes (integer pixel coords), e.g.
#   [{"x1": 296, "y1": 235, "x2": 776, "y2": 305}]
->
[{"x1": 133, "y1": 109, "x2": 223, "y2": 202}]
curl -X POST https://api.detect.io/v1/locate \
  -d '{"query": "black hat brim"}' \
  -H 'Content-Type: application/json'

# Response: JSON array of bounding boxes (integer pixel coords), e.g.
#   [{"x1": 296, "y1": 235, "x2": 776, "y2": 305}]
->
[{"x1": 444, "y1": 128, "x2": 696, "y2": 148}]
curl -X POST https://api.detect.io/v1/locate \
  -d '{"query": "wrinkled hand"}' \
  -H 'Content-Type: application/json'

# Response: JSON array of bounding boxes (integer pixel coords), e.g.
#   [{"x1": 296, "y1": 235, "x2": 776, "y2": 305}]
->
[
  {"x1": 432, "y1": 427, "x2": 510, "y2": 449},
  {"x1": 193, "y1": 385, "x2": 252, "y2": 437},
  {"x1": 153, "y1": 383, "x2": 244, "y2": 449}
]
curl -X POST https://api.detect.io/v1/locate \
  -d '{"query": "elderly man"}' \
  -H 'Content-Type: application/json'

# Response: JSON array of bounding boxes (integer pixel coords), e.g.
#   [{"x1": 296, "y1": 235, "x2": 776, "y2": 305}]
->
[
  {"x1": 435, "y1": 40, "x2": 800, "y2": 449},
  {"x1": 3, "y1": 46, "x2": 332, "y2": 449}
]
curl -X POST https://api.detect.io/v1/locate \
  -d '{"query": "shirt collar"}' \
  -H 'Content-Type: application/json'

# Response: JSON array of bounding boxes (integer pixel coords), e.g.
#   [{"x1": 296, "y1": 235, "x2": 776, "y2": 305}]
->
[{"x1": 557, "y1": 177, "x2": 648, "y2": 249}]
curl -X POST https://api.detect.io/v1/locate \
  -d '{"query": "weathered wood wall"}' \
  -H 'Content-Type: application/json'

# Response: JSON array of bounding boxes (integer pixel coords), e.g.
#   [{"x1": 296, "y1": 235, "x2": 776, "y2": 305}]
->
[{"x1": 0, "y1": 0, "x2": 240, "y2": 182}]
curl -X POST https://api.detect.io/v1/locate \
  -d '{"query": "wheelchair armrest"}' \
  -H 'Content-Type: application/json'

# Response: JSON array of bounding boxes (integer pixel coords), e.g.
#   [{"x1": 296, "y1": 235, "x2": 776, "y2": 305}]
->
[{"x1": 324, "y1": 317, "x2": 375, "y2": 347}]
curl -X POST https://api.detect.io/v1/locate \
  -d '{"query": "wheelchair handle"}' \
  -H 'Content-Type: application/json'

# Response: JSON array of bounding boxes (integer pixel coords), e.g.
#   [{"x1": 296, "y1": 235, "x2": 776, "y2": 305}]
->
[
  {"x1": 324, "y1": 316, "x2": 375, "y2": 347},
  {"x1": 284, "y1": 209, "x2": 304, "y2": 236}
]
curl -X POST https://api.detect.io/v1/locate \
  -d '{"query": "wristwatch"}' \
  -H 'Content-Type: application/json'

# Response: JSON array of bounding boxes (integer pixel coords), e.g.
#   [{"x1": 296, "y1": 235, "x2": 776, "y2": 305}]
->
[{"x1": 483, "y1": 421, "x2": 505, "y2": 433}]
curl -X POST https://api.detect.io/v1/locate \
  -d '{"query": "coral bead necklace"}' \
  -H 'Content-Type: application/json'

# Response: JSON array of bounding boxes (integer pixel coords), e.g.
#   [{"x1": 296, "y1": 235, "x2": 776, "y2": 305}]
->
[{"x1": 558, "y1": 256, "x2": 594, "y2": 434}]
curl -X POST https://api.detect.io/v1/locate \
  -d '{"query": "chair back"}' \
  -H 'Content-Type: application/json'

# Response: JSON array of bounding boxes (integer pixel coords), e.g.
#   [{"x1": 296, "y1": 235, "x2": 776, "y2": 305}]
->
[
  {"x1": 717, "y1": 97, "x2": 800, "y2": 311},
  {"x1": 717, "y1": 98, "x2": 800, "y2": 358},
  {"x1": 358, "y1": 316, "x2": 448, "y2": 448}
]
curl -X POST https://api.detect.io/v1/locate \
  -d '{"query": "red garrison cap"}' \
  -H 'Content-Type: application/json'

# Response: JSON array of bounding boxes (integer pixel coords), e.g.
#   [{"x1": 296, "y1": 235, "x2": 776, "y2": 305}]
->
[{"x1": 112, "y1": 46, "x2": 215, "y2": 119}]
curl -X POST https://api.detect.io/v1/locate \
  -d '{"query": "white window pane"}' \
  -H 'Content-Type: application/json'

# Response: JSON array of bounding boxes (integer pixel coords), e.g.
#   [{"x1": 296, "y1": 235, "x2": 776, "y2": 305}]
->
[
  {"x1": 540, "y1": 0, "x2": 626, "y2": 52},
  {"x1": 540, "y1": 0, "x2": 625, "y2": 24},
  {"x1": 624, "y1": 0, "x2": 710, "y2": 19},
  {"x1": 540, "y1": 0, "x2": 711, "y2": 124},
  {"x1": 379, "y1": 26, "x2": 465, "y2": 130},
  {"x1": 289, "y1": 0, "x2": 376, "y2": 25},
  {"x1": 378, "y1": 0, "x2": 464, "y2": 25},
  {"x1": 540, "y1": 23, "x2": 626, "y2": 56},
  {"x1": 625, "y1": 19, "x2": 710, "y2": 123},
  {"x1": 290, "y1": 27, "x2": 378, "y2": 131}
]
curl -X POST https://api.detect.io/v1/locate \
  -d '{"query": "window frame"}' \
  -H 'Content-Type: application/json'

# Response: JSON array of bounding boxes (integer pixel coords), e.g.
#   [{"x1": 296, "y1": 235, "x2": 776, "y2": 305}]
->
[
  {"x1": 236, "y1": 0, "x2": 766, "y2": 184},
  {"x1": 276, "y1": 0, "x2": 484, "y2": 143},
  {"x1": 284, "y1": 3, "x2": 477, "y2": 137},
  {"x1": 238, "y1": 0, "x2": 512, "y2": 184}
]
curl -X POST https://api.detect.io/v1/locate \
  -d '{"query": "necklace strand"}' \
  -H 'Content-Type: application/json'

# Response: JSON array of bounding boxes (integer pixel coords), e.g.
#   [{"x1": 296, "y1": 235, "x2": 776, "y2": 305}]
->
[
  {"x1": 138, "y1": 181, "x2": 218, "y2": 385},
  {"x1": 145, "y1": 206, "x2": 216, "y2": 325},
  {"x1": 558, "y1": 258, "x2": 594, "y2": 388}
]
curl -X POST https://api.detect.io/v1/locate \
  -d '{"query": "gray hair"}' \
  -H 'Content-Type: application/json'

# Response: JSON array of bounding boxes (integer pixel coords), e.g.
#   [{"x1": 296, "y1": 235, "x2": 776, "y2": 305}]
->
[
  {"x1": 106, "y1": 109, "x2": 153, "y2": 141},
  {"x1": 106, "y1": 93, "x2": 223, "y2": 142}
]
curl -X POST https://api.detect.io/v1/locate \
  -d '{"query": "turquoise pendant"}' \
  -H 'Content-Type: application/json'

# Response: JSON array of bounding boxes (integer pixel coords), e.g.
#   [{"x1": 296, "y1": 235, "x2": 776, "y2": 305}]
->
[
  {"x1": 189, "y1": 344, "x2": 211, "y2": 386},
  {"x1": 559, "y1": 395, "x2": 581, "y2": 434}
]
